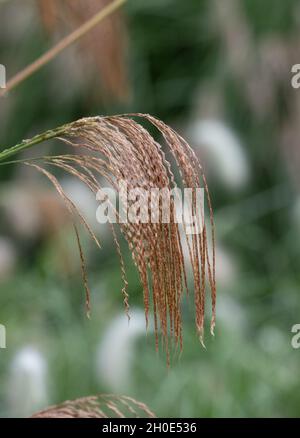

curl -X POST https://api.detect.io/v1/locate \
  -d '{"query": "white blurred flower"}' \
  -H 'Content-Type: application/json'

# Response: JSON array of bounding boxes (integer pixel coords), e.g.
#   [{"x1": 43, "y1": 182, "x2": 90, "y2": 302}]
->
[
  {"x1": 7, "y1": 346, "x2": 48, "y2": 417},
  {"x1": 62, "y1": 178, "x2": 98, "y2": 228},
  {"x1": 188, "y1": 119, "x2": 250, "y2": 190},
  {"x1": 96, "y1": 308, "x2": 150, "y2": 393},
  {"x1": 217, "y1": 295, "x2": 245, "y2": 331},
  {"x1": 2, "y1": 187, "x2": 42, "y2": 239},
  {"x1": 214, "y1": 244, "x2": 237, "y2": 287},
  {"x1": 62, "y1": 177, "x2": 111, "y2": 243}
]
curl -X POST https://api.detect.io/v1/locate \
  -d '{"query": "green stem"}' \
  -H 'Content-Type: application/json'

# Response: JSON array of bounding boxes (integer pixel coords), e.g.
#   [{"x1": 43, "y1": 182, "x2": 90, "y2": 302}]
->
[{"x1": 0, "y1": 124, "x2": 68, "y2": 163}]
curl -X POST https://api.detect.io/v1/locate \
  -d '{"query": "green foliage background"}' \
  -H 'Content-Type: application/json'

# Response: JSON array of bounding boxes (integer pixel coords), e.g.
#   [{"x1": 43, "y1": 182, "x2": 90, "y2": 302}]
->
[{"x1": 1, "y1": 0, "x2": 300, "y2": 417}]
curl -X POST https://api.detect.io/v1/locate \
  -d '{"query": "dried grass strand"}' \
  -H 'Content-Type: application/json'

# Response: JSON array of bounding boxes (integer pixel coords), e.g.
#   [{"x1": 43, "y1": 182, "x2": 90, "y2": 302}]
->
[{"x1": 31, "y1": 394, "x2": 156, "y2": 418}]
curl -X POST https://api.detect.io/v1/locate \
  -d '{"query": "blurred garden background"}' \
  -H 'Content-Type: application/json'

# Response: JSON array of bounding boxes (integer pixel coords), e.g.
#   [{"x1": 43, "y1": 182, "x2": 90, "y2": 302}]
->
[{"x1": 1, "y1": 0, "x2": 300, "y2": 417}]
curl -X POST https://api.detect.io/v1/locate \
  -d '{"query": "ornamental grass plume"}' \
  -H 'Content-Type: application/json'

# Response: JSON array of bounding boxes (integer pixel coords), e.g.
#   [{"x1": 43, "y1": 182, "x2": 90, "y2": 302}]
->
[
  {"x1": 0, "y1": 114, "x2": 216, "y2": 359},
  {"x1": 96, "y1": 308, "x2": 149, "y2": 392},
  {"x1": 31, "y1": 394, "x2": 155, "y2": 418},
  {"x1": 8, "y1": 346, "x2": 48, "y2": 417}
]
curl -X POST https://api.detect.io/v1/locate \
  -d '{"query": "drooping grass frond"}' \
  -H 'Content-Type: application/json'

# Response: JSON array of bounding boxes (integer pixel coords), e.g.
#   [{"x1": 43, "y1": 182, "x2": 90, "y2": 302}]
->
[
  {"x1": 0, "y1": 114, "x2": 216, "y2": 359},
  {"x1": 31, "y1": 394, "x2": 155, "y2": 418}
]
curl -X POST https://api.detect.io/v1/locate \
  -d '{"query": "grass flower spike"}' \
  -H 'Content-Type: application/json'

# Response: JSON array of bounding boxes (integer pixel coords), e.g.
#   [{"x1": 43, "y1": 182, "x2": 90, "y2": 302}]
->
[{"x1": 0, "y1": 114, "x2": 216, "y2": 360}]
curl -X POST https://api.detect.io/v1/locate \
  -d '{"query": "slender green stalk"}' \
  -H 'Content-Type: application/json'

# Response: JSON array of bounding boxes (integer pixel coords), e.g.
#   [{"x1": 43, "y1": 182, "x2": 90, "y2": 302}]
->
[{"x1": 0, "y1": 124, "x2": 68, "y2": 163}]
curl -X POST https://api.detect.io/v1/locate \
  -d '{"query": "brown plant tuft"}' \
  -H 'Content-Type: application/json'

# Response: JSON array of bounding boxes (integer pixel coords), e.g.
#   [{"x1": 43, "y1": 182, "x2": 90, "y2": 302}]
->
[
  {"x1": 20, "y1": 114, "x2": 215, "y2": 359},
  {"x1": 31, "y1": 394, "x2": 156, "y2": 418}
]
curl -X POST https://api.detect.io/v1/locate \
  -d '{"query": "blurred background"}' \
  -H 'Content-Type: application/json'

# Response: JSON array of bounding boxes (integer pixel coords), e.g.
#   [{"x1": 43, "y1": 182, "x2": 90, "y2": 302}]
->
[{"x1": 1, "y1": 0, "x2": 300, "y2": 418}]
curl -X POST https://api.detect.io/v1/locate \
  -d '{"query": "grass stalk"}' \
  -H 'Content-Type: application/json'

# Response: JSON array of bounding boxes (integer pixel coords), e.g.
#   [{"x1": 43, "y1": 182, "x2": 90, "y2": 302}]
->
[
  {"x1": 0, "y1": 124, "x2": 68, "y2": 163},
  {"x1": 0, "y1": 0, "x2": 127, "y2": 97}
]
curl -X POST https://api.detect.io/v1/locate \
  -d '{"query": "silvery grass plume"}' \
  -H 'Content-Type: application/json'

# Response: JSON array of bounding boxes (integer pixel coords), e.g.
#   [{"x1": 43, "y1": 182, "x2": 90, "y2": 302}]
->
[
  {"x1": 188, "y1": 119, "x2": 250, "y2": 191},
  {"x1": 0, "y1": 114, "x2": 216, "y2": 360},
  {"x1": 31, "y1": 394, "x2": 155, "y2": 418},
  {"x1": 96, "y1": 308, "x2": 150, "y2": 393},
  {"x1": 7, "y1": 346, "x2": 48, "y2": 417}
]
